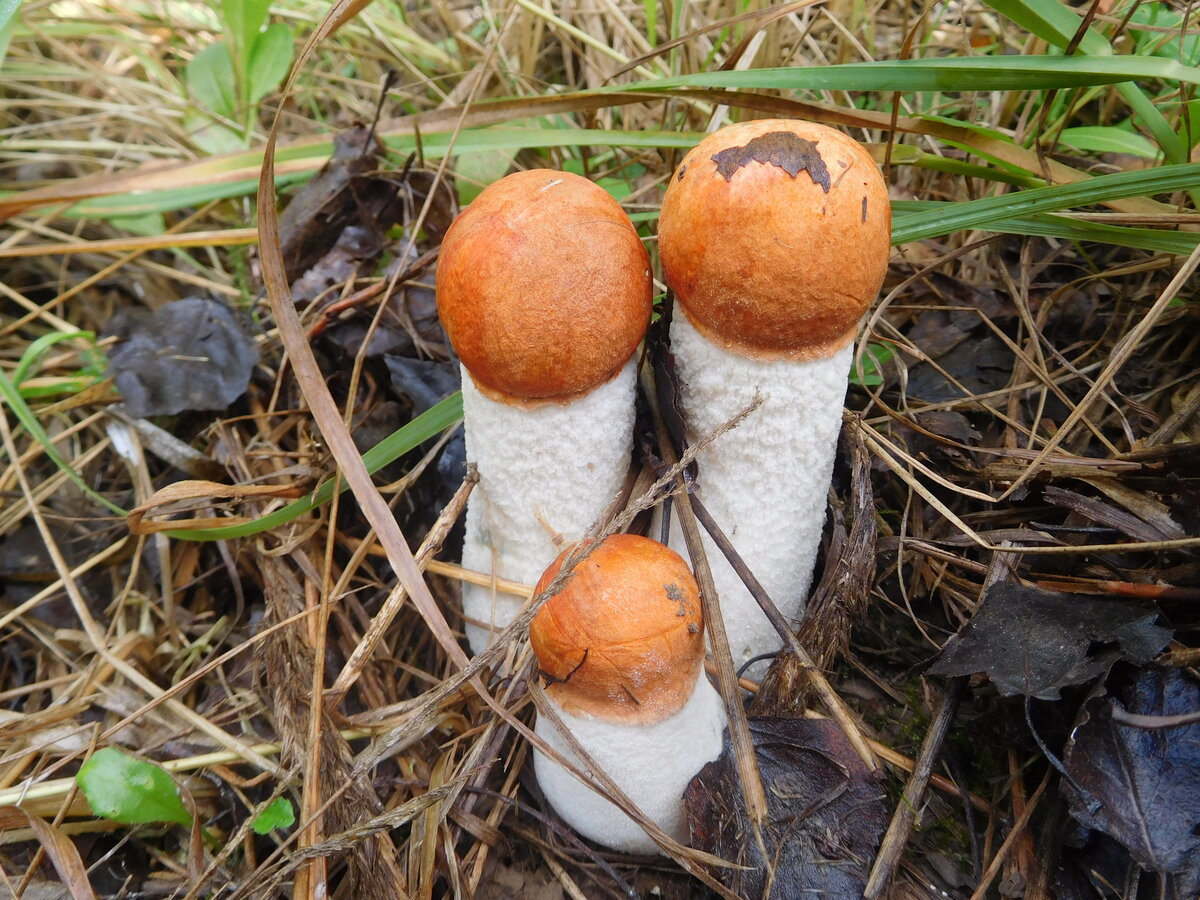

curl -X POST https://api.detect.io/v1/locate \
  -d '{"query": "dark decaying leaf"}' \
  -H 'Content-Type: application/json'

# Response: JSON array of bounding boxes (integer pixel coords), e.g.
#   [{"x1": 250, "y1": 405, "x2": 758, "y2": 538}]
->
[
  {"x1": 645, "y1": 304, "x2": 690, "y2": 469},
  {"x1": 278, "y1": 124, "x2": 456, "y2": 287},
  {"x1": 927, "y1": 583, "x2": 1171, "y2": 699},
  {"x1": 104, "y1": 298, "x2": 258, "y2": 418},
  {"x1": 290, "y1": 224, "x2": 386, "y2": 307},
  {"x1": 1063, "y1": 666, "x2": 1200, "y2": 895},
  {"x1": 684, "y1": 717, "x2": 887, "y2": 900},
  {"x1": 277, "y1": 126, "x2": 396, "y2": 283},
  {"x1": 384, "y1": 355, "x2": 465, "y2": 487}
]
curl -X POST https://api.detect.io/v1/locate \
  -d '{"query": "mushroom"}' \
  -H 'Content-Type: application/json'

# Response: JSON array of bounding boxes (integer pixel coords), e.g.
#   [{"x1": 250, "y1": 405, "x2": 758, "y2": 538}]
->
[
  {"x1": 656, "y1": 119, "x2": 890, "y2": 674},
  {"x1": 530, "y1": 533, "x2": 726, "y2": 854},
  {"x1": 436, "y1": 170, "x2": 652, "y2": 654}
]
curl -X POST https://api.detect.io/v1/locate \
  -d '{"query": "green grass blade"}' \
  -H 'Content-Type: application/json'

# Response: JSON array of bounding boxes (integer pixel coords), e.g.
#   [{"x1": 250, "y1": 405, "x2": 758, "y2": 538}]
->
[
  {"x1": 893, "y1": 201, "x2": 1200, "y2": 254},
  {"x1": 0, "y1": 368, "x2": 126, "y2": 515},
  {"x1": 162, "y1": 391, "x2": 464, "y2": 541},
  {"x1": 996, "y1": 214, "x2": 1200, "y2": 254},
  {"x1": 12, "y1": 330, "x2": 94, "y2": 386},
  {"x1": 986, "y1": 0, "x2": 1186, "y2": 163},
  {"x1": 623, "y1": 55, "x2": 1200, "y2": 93},
  {"x1": 985, "y1": 0, "x2": 1110, "y2": 56},
  {"x1": 7, "y1": 128, "x2": 705, "y2": 219},
  {"x1": 890, "y1": 162, "x2": 1200, "y2": 244}
]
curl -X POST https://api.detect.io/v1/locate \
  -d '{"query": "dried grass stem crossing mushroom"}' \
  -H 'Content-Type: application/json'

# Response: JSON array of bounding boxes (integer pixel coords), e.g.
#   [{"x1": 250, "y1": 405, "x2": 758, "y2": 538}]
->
[
  {"x1": 657, "y1": 120, "x2": 891, "y2": 674},
  {"x1": 436, "y1": 170, "x2": 652, "y2": 653}
]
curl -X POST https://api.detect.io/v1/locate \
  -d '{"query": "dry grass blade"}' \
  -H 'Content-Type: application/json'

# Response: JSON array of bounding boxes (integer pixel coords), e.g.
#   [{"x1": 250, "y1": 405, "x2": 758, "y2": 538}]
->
[
  {"x1": 6, "y1": 810, "x2": 96, "y2": 900},
  {"x1": 1001, "y1": 241, "x2": 1200, "y2": 496},
  {"x1": 0, "y1": 410, "x2": 280, "y2": 775},
  {"x1": 256, "y1": 0, "x2": 472, "y2": 674},
  {"x1": 326, "y1": 469, "x2": 476, "y2": 704}
]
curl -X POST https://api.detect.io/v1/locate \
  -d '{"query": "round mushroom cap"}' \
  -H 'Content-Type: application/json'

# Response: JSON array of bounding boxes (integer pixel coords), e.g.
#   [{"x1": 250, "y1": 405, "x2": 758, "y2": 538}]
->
[
  {"x1": 436, "y1": 170, "x2": 652, "y2": 402},
  {"x1": 530, "y1": 534, "x2": 705, "y2": 726},
  {"x1": 659, "y1": 119, "x2": 890, "y2": 360}
]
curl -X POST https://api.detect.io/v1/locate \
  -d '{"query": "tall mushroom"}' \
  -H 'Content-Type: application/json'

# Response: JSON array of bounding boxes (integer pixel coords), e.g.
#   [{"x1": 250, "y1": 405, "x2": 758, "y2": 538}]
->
[
  {"x1": 437, "y1": 170, "x2": 652, "y2": 654},
  {"x1": 530, "y1": 533, "x2": 726, "y2": 854},
  {"x1": 656, "y1": 119, "x2": 890, "y2": 674}
]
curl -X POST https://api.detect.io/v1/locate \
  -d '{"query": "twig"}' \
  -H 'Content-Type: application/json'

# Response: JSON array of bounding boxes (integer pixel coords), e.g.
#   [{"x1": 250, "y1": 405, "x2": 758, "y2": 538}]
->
[
  {"x1": 863, "y1": 677, "x2": 967, "y2": 899},
  {"x1": 689, "y1": 496, "x2": 879, "y2": 773},
  {"x1": 969, "y1": 771, "x2": 1051, "y2": 900}
]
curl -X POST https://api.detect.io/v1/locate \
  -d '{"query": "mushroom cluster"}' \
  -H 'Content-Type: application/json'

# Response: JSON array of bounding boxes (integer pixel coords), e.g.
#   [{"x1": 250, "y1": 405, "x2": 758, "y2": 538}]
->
[
  {"x1": 433, "y1": 122, "x2": 890, "y2": 851},
  {"x1": 530, "y1": 534, "x2": 726, "y2": 854},
  {"x1": 657, "y1": 119, "x2": 891, "y2": 674},
  {"x1": 436, "y1": 170, "x2": 652, "y2": 653}
]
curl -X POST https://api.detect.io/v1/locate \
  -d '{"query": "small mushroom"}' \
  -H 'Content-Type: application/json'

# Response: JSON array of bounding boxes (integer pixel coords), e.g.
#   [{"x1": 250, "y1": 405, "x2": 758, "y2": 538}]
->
[
  {"x1": 657, "y1": 120, "x2": 890, "y2": 674},
  {"x1": 530, "y1": 533, "x2": 726, "y2": 854},
  {"x1": 437, "y1": 170, "x2": 652, "y2": 653}
]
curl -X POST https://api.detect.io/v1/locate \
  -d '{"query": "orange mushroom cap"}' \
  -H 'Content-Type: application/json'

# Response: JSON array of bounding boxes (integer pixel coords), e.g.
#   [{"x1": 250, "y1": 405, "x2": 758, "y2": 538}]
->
[
  {"x1": 658, "y1": 119, "x2": 891, "y2": 361},
  {"x1": 436, "y1": 170, "x2": 652, "y2": 403},
  {"x1": 530, "y1": 534, "x2": 705, "y2": 726}
]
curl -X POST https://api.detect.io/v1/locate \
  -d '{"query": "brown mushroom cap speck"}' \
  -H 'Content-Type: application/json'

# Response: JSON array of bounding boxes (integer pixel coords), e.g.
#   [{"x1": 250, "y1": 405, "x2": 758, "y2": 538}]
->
[
  {"x1": 530, "y1": 534, "x2": 705, "y2": 726},
  {"x1": 658, "y1": 119, "x2": 891, "y2": 360},
  {"x1": 436, "y1": 170, "x2": 651, "y2": 402}
]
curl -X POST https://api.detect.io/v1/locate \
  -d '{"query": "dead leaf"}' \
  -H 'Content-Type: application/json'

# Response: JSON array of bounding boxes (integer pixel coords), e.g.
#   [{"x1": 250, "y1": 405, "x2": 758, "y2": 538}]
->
[
  {"x1": 9, "y1": 808, "x2": 98, "y2": 900},
  {"x1": 684, "y1": 717, "x2": 887, "y2": 899},
  {"x1": 928, "y1": 583, "x2": 1171, "y2": 699},
  {"x1": 103, "y1": 298, "x2": 258, "y2": 418},
  {"x1": 1063, "y1": 666, "x2": 1200, "y2": 895},
  {"x1": 127, "y1": 479, "x2": 307, "y2": 534}
]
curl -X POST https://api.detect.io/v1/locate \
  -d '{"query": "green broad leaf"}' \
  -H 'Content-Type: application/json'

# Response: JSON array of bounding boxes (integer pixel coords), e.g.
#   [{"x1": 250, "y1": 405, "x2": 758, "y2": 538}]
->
[
  {"x1": 183, "y1": 110, "x2": 247, "y2": 154},
  {"x1": 623, "y1": 54, "x2": 1200, "y2": 94},
  {"x1": 221, "y1": 0, "x2": 271, "y2": 59},
  {"x1": 1128, "y1": 4, "x2": 1200, "y2": 66},
  {"x1": 559, "y1": 158, "x2": 644, "y2": 201},
  {"x1": 252, "y1": 797, "x2": 295, "y2": 834},
  {"x1": 186, "y1": 40, "x2": 238, "y2": 120},
  {"x1": 0, "y1": 0, "x2": 20, "y2": 70},
  {"x1": 1057, "y1": 126, "x2": 1159, "y2": 160},
  {"x1": 454, "y1": 148, "x2": 520, "y2": 205},
  {"x1": 851, "y1": 343, "x2": 893, "y2": 387},
  {"x1": 77, "y1": 748, "x2": 192, "y2": 827},
  {"x1": 890, "y1": 162, "x2": 1200, "y2": 244},
  {"x1": 246, "y1": 22, "x2": 293, "y2": 105}
]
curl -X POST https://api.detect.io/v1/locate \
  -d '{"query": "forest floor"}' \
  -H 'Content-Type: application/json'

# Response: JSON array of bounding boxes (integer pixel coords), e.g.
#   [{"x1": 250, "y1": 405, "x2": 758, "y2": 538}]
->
[{"x1": 0, "y1": 0, "x2": 1198, "y2": 897}]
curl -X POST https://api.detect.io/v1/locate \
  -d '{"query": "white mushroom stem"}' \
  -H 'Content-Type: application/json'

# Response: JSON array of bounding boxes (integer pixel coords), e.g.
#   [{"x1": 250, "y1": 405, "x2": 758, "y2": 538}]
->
[
  {"x1": 460, "y1": 360, "x2": 636, "y2": 653},
  {"x1": 533, "y1": 671, "x2": 726, "y2": 855},
  {"x1": 665, "y1": 308, "x2": 852, "y2": 676}
]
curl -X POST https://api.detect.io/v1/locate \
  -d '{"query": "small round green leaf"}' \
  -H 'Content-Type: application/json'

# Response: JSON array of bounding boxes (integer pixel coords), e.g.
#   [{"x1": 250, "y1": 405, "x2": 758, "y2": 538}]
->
[
  {"x1": 251, "y1": 796, "x2": 295, "y2": 834},
  {"x1": 77, "y1": 747, "x2": 193, "y2": 827}
]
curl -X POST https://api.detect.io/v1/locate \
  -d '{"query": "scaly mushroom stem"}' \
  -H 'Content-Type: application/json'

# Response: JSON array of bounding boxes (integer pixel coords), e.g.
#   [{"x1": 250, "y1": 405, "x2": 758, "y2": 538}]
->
[
  {"x1": 436, "y1": 169, "x2": 652, "y2": 654},
  {"x1": 657, "y1": 119, "x2": 891, "y2": 676},
  {"x1": 534, "y1": 671, "x2": 725, "y2": 854},
  {"x1": 459, "y1": 360, "x2": 636, "y2": 651},
  {"x1": 666, "y1": 307, "x2": 851, "y2": 673}
]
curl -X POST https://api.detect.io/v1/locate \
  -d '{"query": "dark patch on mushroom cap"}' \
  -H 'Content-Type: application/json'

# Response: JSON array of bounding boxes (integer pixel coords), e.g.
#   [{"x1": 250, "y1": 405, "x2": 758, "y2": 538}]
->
[
  {"x1": 862, "y1": 196, "x2": 868, "y2": 222},
  {"x1": 677, "y1": 163, "x2": 688, "y2": 181},
  {"x1": 710, "y1": 131, "x2": 831, "y2": 192}
]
